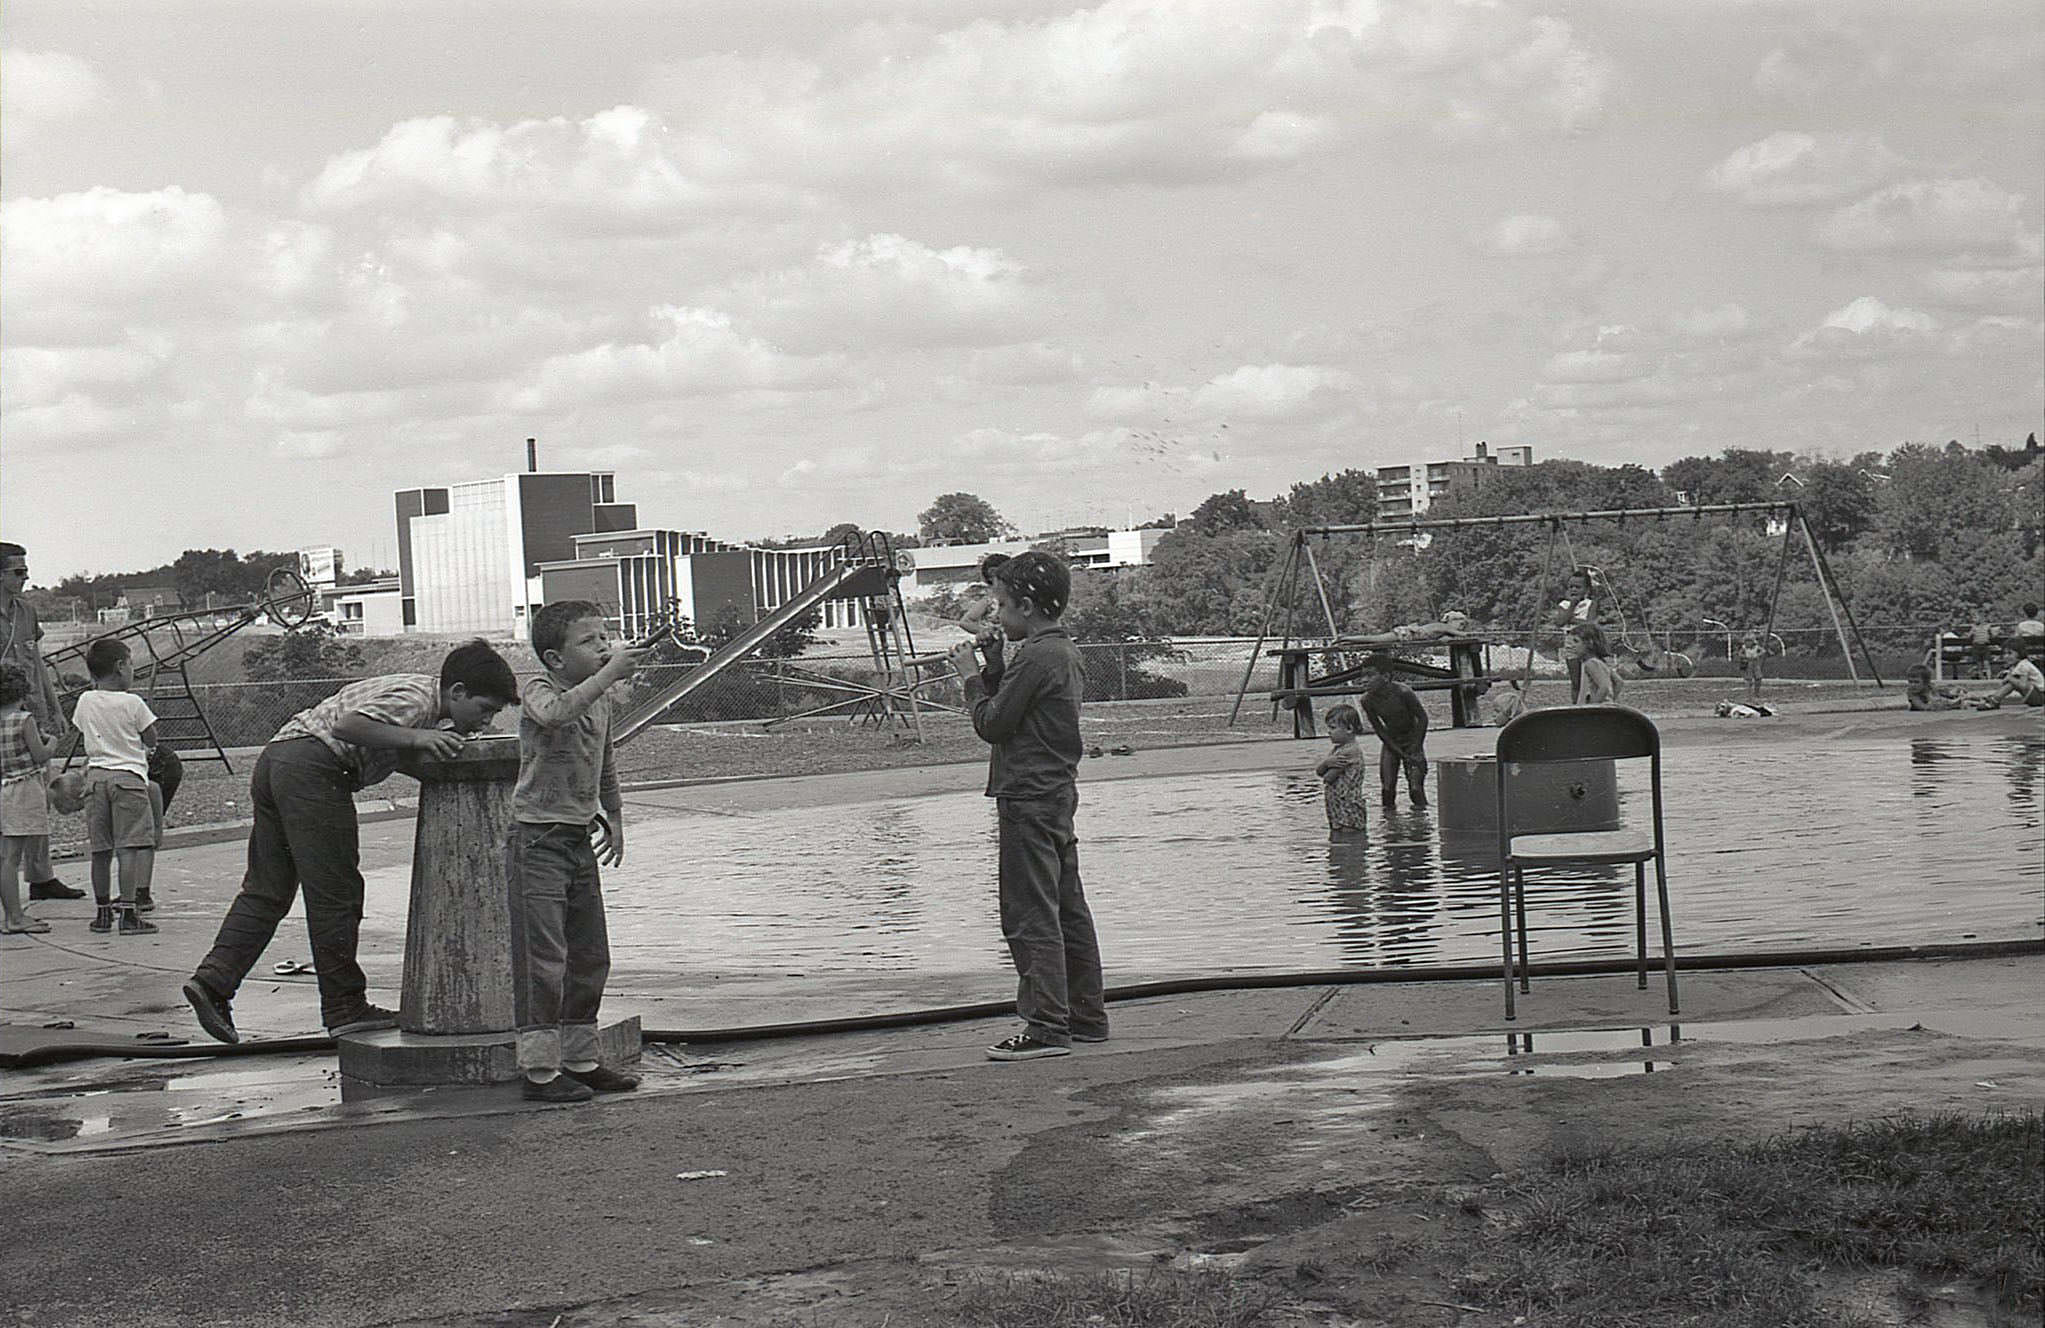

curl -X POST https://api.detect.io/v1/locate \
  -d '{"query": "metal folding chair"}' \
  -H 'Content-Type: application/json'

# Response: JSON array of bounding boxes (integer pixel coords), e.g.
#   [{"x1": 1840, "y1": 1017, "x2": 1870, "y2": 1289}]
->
[{"x1": 1495, "y1": 704, "x2": 1678, "y2": 1020}]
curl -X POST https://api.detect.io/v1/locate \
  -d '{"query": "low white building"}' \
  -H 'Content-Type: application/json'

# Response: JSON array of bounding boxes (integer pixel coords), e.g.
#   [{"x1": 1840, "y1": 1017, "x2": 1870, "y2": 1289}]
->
[{"x1": 324, "y1": 579, "x2": 405, "y2": 636}]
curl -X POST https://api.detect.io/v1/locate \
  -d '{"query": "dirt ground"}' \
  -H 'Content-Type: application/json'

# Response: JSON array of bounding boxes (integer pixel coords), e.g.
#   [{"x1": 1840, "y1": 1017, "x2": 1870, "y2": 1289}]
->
[{"x1": 3, "y1": 959, "x2": 2039, "y2": 1327}]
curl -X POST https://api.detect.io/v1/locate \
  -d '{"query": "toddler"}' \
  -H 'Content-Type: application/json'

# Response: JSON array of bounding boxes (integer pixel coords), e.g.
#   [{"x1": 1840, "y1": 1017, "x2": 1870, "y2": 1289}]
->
[
  {"x1": 0, "y1": 662, "x2": 53, "y2": 933},
  {"x1": 1314, "y1": 704, "x2": 1369, "y2": 835}
]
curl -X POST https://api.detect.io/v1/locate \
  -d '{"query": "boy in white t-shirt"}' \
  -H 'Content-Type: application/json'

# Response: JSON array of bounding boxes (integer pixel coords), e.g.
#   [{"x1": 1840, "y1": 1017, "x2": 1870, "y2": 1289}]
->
[{"x1": 71, "y1": 638, "x2": 161, "y2": 935}]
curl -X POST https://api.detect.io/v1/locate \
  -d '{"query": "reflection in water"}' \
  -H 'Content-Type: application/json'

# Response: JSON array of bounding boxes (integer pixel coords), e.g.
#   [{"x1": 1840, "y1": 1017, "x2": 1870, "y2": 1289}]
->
[{"x1": 585, "y1": 734, "x2": 2044, "y2": 979}]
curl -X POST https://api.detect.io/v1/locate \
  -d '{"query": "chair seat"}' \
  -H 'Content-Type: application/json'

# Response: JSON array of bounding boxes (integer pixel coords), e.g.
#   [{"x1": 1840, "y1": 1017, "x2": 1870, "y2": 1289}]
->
[{"x1": 1507, "y1": 828, "x2": 1657, "y2": 863}]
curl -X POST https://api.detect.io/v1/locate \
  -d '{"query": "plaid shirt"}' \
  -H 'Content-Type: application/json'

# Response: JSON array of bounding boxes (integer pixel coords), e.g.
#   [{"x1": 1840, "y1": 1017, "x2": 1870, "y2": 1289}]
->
[
  {"x1": 0, "y1": 710, "x2": 41, "y2": 782},
  {"x1": 272, "y1": 674, "x2": 443, "y2": 789}
]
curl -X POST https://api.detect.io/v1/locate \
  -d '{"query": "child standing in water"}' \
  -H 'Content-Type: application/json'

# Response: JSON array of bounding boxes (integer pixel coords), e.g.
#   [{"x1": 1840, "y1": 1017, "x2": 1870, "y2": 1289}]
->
[
  {"x1": 1359, "y1": 658, "x2": 1430, "y2": 809},
  {"x1": 1315, "y1": 704, "x2": 1370, "y2": 836}
]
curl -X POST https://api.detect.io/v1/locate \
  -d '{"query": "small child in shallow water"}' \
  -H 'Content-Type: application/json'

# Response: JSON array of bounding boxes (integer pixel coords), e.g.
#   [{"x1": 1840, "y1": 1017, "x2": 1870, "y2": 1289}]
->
[{"x1": 1315, "y1": 704, "x2": 1370, "y2": 835}]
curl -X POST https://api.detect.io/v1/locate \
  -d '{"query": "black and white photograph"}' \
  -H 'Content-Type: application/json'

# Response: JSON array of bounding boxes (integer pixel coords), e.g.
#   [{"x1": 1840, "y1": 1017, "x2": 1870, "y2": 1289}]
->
[{"x1": 2, "y1": 1, "x2": 2040, "y2": 1324}]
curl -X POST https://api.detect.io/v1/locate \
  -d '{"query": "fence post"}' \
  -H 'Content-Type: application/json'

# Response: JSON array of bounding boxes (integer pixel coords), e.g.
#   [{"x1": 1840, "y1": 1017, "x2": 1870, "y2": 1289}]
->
[{"x1": 1119, "y1": 643, "x2": 1129, "y2": 700}]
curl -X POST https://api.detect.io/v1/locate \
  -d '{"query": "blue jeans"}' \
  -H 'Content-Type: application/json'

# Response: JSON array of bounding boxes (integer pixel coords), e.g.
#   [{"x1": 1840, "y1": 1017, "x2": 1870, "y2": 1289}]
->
[
  {"x1": 194, "y1": 739, "x2": 369, "y2": 1026},
  {"x1": 996, "y1": 788, "x2": 1107, "y2": 1046},
  {"x1": 506, "y1": 822, "x2": 611, "y2": 1072}
]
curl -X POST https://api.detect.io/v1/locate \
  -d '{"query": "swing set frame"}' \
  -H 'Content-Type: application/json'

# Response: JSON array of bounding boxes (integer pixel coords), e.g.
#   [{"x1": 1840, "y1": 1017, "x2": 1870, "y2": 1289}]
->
[{"x1": 1227, "y1": 499, "x2": 1883, "y2": 729}]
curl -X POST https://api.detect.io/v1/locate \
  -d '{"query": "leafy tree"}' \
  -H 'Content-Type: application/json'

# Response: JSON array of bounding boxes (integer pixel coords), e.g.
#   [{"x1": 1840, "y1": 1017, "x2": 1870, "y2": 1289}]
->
[
  {"x1": 1183, "y1": 489, "x2": 1268, "y2": 536},
  {"x1": 1139, "y1": 528, "x2": 1284, "y2": 634},
  {"x1": 1659, "y1": 448, "x2": 1796, "y2": 506},
  {"x1": 1278, "y1": 470, "x2": 1377, "y2": 528},
  {"x1": 1873, "y1": 443, "x2": 2014, "y2": 560},
  {"x1": 918, "y1": 493, "x2": 1012, "y2": 543},
  {"x1": 242, "y1": 620, "x2": 366, "y2": 682},
  {"x1": 819, "y1": 522, "x2": 865, "y2": 548},
  {"x1": 1794, "y1": 460, "x2": 1877, "y2": 553},
  {"x1": 694, "y1": 601, "x2": 821, "y2": 659}
]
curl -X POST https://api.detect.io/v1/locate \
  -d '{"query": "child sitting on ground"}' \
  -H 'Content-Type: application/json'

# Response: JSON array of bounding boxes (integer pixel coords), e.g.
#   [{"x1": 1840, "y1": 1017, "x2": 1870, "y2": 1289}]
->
[
  {"x1": 1315, "y1": 704, "x2": 1369, "y2": 836},
  {"x1": 1973, "y1": 655, "x2": 2045, "y2": 709},
  {"x1": 950, "y1": 550, "x2": 1108, "y2": 1062},
  {"x1": 1485, "y1": 678, "x2": 1526, "y2": 727},
  {"x1": 1904, "y1": 664, "x2": 1965, "y2": 711},
  {"x1": 71, "y1": 639, "x2": 162, "y2": 935},
  {"x1": 181, "y1": 640, "x2": 517, "y2": 1044},
  {"x1": 508, "y1": 601, "x2": 647, "y2": 1103},
  {"x1": 0, "y1": 663, "x2": 54, "y2": 934},
  {"x1": 1359, "y1": 657, "x2": 1430, "y2": 809}
]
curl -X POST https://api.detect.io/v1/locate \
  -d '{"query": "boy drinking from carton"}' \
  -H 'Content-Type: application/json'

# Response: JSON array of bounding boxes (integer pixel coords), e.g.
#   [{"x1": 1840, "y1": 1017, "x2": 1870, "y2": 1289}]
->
[
  {"x1": 509, "y1": 601, "x2": 646, "y2": 1103},
  {"x1": 181, "y1": 640, "x2": 517, "y2": 1043},
  {"x1": 72, "y1": 639, "x2": 162, "y2": 935},
  {"x1": 950, "y1": 551, "x2": 1109, "y2": 1061},
  {"x1": 1315, "y1": 703, "x2": 1370, "y2": 836}
]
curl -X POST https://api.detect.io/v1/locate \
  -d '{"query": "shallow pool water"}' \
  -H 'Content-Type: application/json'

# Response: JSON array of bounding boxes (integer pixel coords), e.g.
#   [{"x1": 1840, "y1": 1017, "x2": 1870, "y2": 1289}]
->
[{"x1": 584, "y1": 732, "x2": 2042, "y2": 979}]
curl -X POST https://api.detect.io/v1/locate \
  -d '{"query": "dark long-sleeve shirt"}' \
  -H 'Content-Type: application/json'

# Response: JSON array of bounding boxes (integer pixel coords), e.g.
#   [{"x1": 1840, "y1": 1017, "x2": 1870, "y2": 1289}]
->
[{"x1": 962, "y1": 626, "x2": 1084, "y2": 800}]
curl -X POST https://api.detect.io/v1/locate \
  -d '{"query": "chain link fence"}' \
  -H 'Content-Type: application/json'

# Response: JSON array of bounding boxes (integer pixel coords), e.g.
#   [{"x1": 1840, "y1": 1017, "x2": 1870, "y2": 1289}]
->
[{"x1": 137, "y1": 623, "x2": 2007, "y2": 751}]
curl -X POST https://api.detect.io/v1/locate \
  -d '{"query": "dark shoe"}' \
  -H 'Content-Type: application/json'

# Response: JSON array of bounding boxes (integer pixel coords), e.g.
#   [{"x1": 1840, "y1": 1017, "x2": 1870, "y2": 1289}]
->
[
  {"x1": 182, "y1": 978, "x2": 240, "y2": 1045},
  {"x1": 523, "y1": 1074, "x2": 595, "y2": 1103},
  {"x1": 136, "y1": 888, "x2": 155, "y2": 913},
  {"x1": 117, "y1": 910, "x2": 158, "y2": 935},
  {"x1": 326, "y1": 1004, "x2": 400, "y2": 1037},
  {"x1": 986, "y1": 1031, "x2": 1071, "y2": 1062},
  {"x1": 88, "y1": 908, "x2": 115, "y2": 934},
  {"x1": 565, "y1": 1064, "x2": 640, "y2": 1093},
  {"x1": 29, "y1": 879, "x2": 84, "y2": 901},
  {"x1": 1410, "y1": 794, "x2": 1429, "y2": 809}
]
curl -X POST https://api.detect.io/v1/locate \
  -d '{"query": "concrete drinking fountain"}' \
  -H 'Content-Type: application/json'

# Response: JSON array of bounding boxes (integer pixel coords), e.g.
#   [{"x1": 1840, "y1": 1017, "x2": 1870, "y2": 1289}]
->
[{"x1": 336, "y1": 734, "x2": 640, "y2": 1098}]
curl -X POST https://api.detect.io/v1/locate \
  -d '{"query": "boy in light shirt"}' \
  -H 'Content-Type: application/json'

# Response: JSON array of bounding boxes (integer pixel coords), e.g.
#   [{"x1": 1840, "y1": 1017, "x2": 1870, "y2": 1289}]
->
[{"x1": 71, "y1": 638, "x2": 161, "y2": 935}]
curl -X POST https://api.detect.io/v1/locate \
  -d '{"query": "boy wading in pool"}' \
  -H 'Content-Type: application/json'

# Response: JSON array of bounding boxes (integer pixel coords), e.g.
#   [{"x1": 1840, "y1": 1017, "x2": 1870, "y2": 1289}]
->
[
  {"x1": 1359, "y1": 657, "x2": 1430, "y2": 809},
  {"x1": 950, "y1": 551, "x2": 1108, "y2": 1062}
]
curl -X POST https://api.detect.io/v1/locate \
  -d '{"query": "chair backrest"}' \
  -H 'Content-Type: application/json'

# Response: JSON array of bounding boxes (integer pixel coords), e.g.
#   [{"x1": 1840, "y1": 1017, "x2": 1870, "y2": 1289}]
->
[{"x1": 1496, "y1": 705, "x2": 1659, "y2": 764}]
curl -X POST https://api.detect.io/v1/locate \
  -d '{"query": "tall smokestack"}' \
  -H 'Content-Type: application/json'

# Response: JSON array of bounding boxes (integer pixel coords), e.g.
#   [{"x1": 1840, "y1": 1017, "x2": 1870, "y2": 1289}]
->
[{"x1": 526, "y1": 437, "x2": 538, "y2": 472}]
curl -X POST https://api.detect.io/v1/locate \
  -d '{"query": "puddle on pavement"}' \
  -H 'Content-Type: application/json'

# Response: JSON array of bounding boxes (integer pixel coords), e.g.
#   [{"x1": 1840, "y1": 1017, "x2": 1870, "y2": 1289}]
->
[
  {"x1": 0, "y1": 1056, "x2": 341, "y2": 1148},
  {"x1": 356, "y1": 731, "x2": 2043, "y2": 982}
]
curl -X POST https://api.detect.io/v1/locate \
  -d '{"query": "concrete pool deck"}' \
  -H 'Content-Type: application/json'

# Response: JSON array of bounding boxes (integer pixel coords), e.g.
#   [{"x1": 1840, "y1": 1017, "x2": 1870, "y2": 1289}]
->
[{"x1": 1, "y1": 705, "x2": 2039, "y2": 1324}]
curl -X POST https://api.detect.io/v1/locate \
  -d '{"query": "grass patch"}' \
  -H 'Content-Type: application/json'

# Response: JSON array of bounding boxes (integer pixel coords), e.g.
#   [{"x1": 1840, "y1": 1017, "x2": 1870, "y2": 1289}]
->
[
  {"x1": 951, "y1": 1266, "x2": 1280, "y2": 1327},
  {"x1": 1457, "y1": 1110, "x2": 2043, "y2": 1327}
]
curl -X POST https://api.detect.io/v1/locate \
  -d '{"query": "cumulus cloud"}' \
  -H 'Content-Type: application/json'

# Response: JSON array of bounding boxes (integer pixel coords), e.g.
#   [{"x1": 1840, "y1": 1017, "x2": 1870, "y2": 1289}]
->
[
  {"x1": 1788, "y1": 296, "x2": 1939, "y2": 361},
  {"x1": 721, "y1": 234, "x2": 1045, "y2": 353},
  {"x1": 1703, "y1": 132, "x2": 1904, "y2": 206},
  {"x1": 304, "y1": 105, "x2": 804, "y2": 222},
  {"x1": 637, "y1": 0, "x2": 1610, "y2": 193},
  {"x1": 1471, "y1": 214, "x2": 1571, "y2": 256},
  {"x1": 1665, "y1": 304, "x2": 1754, "y2": 338},
  {"x1": 1751, "y1": 29, "x2": 1887, "y2": 101},
  {"x1": 0, "y1": 186, "x2": 227, "y2": 312},
  {"x1": 502, "y1": 305, "x2": 849, "y2": 412},
  {"x1": 1816, "y1": 178, "x2": 2031, "y2": 255},
  {"x1": 1541, "y1": 349, "x2": 1651, "y2": 384},
  {"x1": 964, "y1": 342, "x2": 1087, "y2": 386},
  {"x1": 1918, "y1": 263, "x2": 2045, "y2": 314},
  {"x1": 0, "y1": 49, "x2": 103, "y2": 135},
  {"x1": 1089, "y1": 363, "x2": 1358, "y2": 423}
]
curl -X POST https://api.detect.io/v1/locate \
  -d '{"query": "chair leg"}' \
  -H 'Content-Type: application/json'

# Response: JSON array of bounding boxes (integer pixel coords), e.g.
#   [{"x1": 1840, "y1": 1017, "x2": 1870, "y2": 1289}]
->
[
  {"x1": 1634, "y1": 861, "x2": 1648, "y2": 990},
  {"x1": 1499, "y1": 869, "x2": 1517, "y2": 1021},
  {"x1": 1654, "y1": 854, "x2": 1679, "y2": 1015},
  {"x1": 1513, "y1": 867, "x2": 1530, "y2": 994}
]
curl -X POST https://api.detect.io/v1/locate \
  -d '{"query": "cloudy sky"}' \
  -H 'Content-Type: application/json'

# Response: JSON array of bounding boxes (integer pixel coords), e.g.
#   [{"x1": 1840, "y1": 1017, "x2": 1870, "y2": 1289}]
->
[{"x1": 4, "y1": 0, "x2": 2040, "y2": 578}]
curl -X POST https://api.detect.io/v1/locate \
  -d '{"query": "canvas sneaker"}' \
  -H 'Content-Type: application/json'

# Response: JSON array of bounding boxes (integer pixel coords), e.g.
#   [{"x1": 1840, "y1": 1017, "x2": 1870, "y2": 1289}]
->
[
  {"x1": 986, "y1": 1031, "x2": 1072, "y2": 1062},
  {"x1": 117, "y1": 910, "x2": 158, "y2": 936},
  {"x1": 565, "y1": 1065, "x2": 640, "y2": 1093},
  {"x1": 181, "y1": 978, "x2": 239, "y2": 1045},
  {"x1": 522, "y1": 1075, "x2": 595, "y2": 1103},
  {"x1": 326, "y1": 1004, "x2": 400, "y2": 1037}
]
